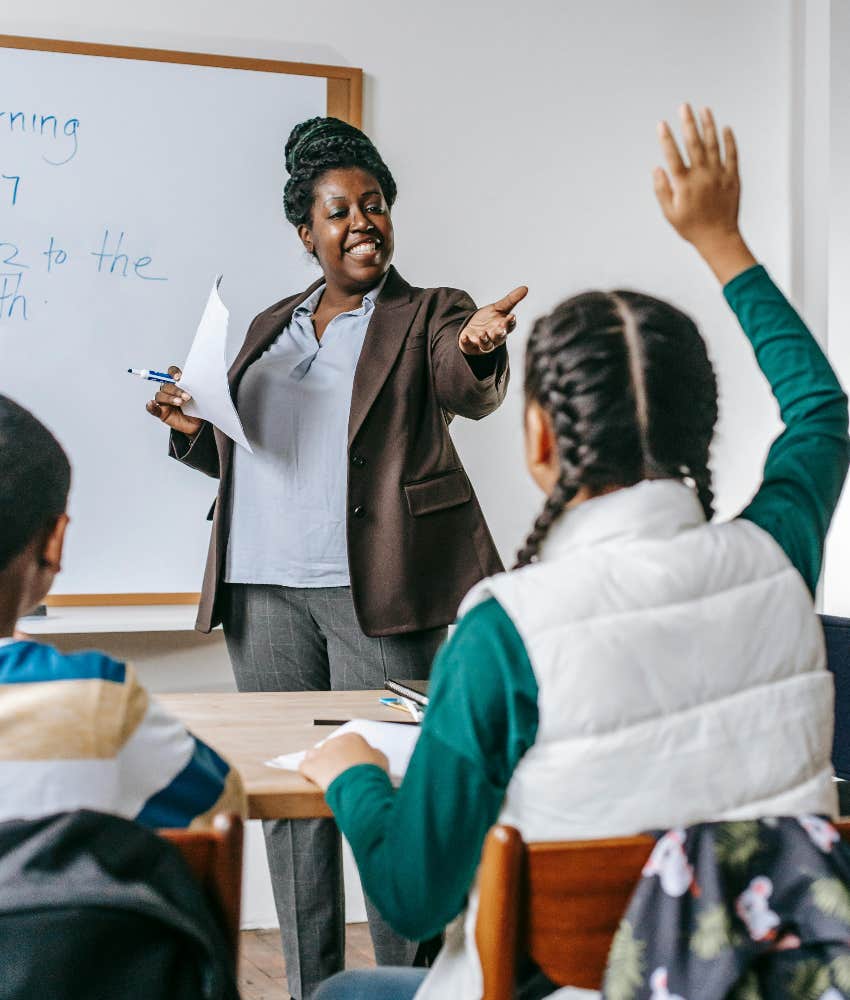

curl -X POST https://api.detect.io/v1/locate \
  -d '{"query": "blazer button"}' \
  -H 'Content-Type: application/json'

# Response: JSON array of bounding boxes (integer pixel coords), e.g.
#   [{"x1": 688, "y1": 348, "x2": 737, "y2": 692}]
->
[
  {"x1": 351, "y1": 454, "x2": 367, "y2": 468},
  {"x1": 352, "y1": 505, "x2": 366, "y2": 519}
]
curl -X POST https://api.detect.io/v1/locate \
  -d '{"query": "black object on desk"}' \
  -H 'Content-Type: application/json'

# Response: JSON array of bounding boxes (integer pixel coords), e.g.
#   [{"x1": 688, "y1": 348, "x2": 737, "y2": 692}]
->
[
  {"x1": 384, "y1": 678, "x2": 429, "y2": 707},
  {"x1": 312, "y1": 717, "x2": 417, "y2": 727}
]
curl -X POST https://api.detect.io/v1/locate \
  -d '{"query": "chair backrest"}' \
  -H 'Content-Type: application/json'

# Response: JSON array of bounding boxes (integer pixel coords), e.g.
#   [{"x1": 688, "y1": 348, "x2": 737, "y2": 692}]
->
[
  {"x1": 822, "y1": 614, "x2": 850, "y2": 779},
  {"x1": 476, "y1": 819, "x2": 850, "y2": 1000},
  {"x1": 159, "y1": 813, "x2": 243, "y2": 966}
]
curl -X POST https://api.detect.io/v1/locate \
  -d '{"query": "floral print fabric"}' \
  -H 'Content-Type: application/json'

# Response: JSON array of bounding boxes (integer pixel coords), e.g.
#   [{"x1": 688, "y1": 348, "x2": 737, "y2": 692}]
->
[{"x1": 602, "y1": 817, "x2": 850, "y2": 1000}]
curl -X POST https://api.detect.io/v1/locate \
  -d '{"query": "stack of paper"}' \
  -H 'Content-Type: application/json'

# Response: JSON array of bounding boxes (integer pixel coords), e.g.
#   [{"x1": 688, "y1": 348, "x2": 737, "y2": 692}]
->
[{"x1": 179, "y1": 275, "x2": 252, "y2": 452}]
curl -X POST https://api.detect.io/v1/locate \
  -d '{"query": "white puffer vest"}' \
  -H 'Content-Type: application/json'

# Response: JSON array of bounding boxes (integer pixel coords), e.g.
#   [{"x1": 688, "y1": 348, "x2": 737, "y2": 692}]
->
[{"x1": 415, "y1": 479, "x2": 836, "y2": 1000}]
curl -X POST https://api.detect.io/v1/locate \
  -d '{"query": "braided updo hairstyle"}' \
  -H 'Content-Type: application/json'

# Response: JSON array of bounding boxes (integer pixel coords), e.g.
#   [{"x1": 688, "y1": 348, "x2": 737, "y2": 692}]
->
[
  {"x1": 515, "y1": 291, "x2": 718, "y2": 568},
  {"x1": 283, "y1": 116, "x2": 397, "y2": 227}
]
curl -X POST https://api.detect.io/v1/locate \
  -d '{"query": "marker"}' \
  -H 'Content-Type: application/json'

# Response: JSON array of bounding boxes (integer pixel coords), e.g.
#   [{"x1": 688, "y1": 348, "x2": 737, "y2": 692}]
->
[
  {"x1": 380, "y1": 697, "x2": 411, "y2": 717},
  {"x1": 127, "y1": 368, "x2": 177, "y2": 384}
]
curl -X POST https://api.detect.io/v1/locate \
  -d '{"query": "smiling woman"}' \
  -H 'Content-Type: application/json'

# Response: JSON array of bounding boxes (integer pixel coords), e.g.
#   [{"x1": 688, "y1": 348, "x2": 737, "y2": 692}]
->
[{"x1": 144, "y1": 115, "x2": 526, "y2": 999}]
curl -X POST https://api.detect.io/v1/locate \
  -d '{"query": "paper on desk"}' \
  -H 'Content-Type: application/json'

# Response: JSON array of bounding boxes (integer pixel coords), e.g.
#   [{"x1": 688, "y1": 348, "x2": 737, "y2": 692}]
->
[
  {"x1": 179, "y1": 276, "x2": 252, "y2": 452},
  {"x1": 266, "y1": 719, "x2": 420, "y2": 785}
]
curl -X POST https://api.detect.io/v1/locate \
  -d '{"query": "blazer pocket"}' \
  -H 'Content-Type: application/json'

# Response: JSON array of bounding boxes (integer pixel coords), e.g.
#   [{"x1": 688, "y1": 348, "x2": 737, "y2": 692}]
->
[
  {"x1": 404, "y1": 332, "x2": 427, "y2": 351},
  {"x1": 404, "y1": 469, "x2": 472, "y2": 516}
]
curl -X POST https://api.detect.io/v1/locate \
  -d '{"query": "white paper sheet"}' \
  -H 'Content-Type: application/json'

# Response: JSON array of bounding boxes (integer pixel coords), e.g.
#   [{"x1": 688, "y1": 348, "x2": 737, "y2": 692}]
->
[
  {"x1": 266, "y1": 719, "x2": 421, "y2": 785},
  {"x1": 179, "y1": 276, "x2": 252, "y2": 452}
]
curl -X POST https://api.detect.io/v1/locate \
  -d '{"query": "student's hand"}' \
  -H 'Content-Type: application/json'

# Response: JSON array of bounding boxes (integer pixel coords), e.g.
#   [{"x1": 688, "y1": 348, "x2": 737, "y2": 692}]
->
[
  {"x1": 459, "y1": 286, "x2": 528, "y2": 355},
  {"x1": 299, "y1": 734, "x2": 390, "y2": 792},
  {"x1": 145, "y1": 365, "x2": 204, "y2": 437},
  {"x1": 654, "y1": 104, "x2": 757, "y2": 285}
]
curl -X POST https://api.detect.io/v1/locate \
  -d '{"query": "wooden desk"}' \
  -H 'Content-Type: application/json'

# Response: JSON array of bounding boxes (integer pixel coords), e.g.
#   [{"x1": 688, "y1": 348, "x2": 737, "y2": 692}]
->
[{"x1": 160, "y1": 691, "x2": 410, "y2": 820}]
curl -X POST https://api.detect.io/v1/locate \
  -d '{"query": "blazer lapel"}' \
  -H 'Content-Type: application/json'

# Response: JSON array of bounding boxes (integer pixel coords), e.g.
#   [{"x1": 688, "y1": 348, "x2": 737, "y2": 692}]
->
[
  {"x1": 227, "y1": 276, "x2": 325, "y2": 394},
  {"x1": 348, "y1": 266, "x2": 418, "y2": 446},
  {"x1": 214, "y1": 277, "x2": 324, "y2": 472}
]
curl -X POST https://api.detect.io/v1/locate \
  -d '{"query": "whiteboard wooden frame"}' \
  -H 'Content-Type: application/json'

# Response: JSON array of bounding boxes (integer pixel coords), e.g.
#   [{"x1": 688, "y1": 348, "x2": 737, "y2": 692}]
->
[
  {"x1": 45, "y1": 593, "x2": 200, "y2": 607},
  {"x1": 3, "y1": 35, "x2": 362, "y2": 609},
  {"x1": 0, "y1": 35, "x2": 363, "y2": 126}
]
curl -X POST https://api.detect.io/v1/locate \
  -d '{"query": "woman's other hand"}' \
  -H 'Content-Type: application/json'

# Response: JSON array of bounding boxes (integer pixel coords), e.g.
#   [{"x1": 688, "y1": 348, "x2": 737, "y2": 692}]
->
[
  {"x1": 299, "y1": 733, "x2": 390, "y2": 792},
  {"x1": 459, "y1": 285, "x2": 528, "y2": 355},
  {"x1": 654, "y1": 104, "x2": 756, "y2": 284},
  {"x1": 145, "y1": 366, "x2": 204, "y2": 437}
]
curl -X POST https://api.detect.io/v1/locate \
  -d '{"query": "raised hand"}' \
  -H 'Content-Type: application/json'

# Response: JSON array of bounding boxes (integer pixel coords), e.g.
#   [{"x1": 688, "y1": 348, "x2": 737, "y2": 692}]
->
[
  {"x1": 654, "y1": 104, "x2": 756, "y2": 284},
  {"x1": 459, "y1": 285, "x2": 528, "y2": 355},
  {"x1": 145, "y1": 365, "x2": 204, "y2": 437}
]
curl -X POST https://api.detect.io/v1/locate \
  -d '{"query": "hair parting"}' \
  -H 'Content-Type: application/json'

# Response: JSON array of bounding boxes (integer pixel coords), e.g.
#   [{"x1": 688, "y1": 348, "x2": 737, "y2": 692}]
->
[{"x1": 514, "y1": 290, "x2": 718, "y2": 569}]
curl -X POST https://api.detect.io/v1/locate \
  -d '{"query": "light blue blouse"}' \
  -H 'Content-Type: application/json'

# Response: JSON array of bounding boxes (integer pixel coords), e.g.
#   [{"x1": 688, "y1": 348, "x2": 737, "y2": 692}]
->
[{"x1": 224, "y1": 279, "x2": 384, "y2": 587}]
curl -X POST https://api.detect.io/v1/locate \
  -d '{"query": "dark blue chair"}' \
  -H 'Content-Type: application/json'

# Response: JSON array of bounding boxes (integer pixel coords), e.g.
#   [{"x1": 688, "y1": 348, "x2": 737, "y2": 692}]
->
[{"x1": 822, "y1": 615, "x2": 850, "y2": 814}]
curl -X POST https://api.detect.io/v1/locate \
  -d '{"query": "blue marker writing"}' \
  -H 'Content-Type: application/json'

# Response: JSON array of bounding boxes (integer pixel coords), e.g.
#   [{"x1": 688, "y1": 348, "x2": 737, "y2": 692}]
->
[{"x1": 127, "y1": 368, "x2": 177, "y2": 384}]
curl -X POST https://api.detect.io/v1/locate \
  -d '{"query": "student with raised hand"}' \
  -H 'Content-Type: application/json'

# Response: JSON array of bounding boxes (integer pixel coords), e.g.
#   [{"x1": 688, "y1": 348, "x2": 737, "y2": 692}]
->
[
  {"x1": 0, "y1": 395, "x2": 246, "y2": 830},
  {"x1": 301, "y1": 104, "x2": 850, "y2": 1000}
]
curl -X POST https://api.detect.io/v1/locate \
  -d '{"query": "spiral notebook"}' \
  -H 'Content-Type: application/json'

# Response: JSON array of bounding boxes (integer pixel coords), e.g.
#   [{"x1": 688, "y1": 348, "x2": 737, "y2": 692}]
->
[{"x1": 384, "y1": 678, "x2": 429, "y2": 708}]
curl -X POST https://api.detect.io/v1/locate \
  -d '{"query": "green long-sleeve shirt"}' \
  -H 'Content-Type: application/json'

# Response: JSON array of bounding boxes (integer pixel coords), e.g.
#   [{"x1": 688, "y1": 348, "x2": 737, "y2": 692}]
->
[{"x1": 327, "y1": 265, "x2": 850, "y2": 941}]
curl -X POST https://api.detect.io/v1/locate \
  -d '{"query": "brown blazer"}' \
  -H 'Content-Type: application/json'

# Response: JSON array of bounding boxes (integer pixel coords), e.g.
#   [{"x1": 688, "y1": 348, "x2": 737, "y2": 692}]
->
[{"x1": 171, "y1": 266, "x2": 508, "y2": 636}]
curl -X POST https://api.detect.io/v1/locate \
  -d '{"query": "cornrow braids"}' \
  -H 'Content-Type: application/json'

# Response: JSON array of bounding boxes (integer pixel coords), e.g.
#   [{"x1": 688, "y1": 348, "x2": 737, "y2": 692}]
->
[
  {"x1": 283, "y1": 116, "x2": 397, "y2": 227},
  {"x1": 613, "y1": 291, "x2": 718, "y2": 521},
  {"x1": 515, "y1": 476, "x2": 575, "y2": 569},
  {"x1": 514, "y1": 290, "x2": 718, "y2": 568}
]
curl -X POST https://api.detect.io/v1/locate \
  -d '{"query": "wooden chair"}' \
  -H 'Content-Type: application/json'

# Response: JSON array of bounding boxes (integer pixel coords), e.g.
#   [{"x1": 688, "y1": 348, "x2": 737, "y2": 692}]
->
[
  {"x1": 476, "y1": 819, "x2": 850, "y2": 999},
  {"x1": 159, "y1": 813, "x2": 243, "y2": 967}
]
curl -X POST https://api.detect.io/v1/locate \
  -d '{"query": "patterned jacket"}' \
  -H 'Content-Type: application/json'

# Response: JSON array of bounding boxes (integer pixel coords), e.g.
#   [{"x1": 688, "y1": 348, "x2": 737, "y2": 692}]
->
[{"x1": 602, "y1": 817, "x2": 850, "y2": 1000}]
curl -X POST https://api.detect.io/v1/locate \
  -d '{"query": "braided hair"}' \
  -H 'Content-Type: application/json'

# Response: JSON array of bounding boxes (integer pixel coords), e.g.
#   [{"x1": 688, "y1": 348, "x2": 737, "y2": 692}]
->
[
  {"x1": 283, "y1": 117, "x2": 397, "y2": 227},
  {"x1": 515, "y1": 291, "x2": 718, "y2": 568}
]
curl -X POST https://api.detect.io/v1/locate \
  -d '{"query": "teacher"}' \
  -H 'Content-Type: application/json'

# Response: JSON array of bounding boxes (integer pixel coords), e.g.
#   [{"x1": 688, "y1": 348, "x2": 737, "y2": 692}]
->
[{"x1": 146, "y1": 116, "x2": 525, "y2": 999}]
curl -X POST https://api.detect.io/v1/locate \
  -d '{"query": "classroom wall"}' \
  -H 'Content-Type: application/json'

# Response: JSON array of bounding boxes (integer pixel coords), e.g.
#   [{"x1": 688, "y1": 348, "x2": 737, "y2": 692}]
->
[
  {"x1": 10, "y1": 0, "x2": 808, "y2": 926},
  {"x1": 7, "y1": 0, "x2": 798, "y2": 556},
  {"x1": 824, "y1": 1, "x2": 850, "y2": 613}
]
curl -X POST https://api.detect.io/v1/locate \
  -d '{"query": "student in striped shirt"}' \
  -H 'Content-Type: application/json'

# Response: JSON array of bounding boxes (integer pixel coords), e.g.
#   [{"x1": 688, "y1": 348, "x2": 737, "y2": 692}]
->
[{"x1": 0, "y1": 395, "x2": 245, "y2": 828}]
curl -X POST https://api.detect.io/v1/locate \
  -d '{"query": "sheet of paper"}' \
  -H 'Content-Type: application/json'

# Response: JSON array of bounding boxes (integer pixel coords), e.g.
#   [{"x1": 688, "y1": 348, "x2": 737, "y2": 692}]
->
[
  {"x1": 266, "y1": 719, "x2": 421, "y2": 785},
  {"x1": 178, "y1": 276, "x2": 252, "y2": 452}
]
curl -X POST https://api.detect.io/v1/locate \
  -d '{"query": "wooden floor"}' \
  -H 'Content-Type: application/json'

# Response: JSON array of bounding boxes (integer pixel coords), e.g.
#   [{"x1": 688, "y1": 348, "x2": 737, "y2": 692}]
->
[{"x1": 239, "y1": 924, "x2": 375, "y2": 999}]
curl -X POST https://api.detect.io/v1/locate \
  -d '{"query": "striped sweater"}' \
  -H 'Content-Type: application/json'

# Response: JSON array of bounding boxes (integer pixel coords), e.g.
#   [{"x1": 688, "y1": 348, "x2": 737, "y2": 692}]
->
[{"x1": 0, "y1": 638, "x2": 245, "y2": 828}]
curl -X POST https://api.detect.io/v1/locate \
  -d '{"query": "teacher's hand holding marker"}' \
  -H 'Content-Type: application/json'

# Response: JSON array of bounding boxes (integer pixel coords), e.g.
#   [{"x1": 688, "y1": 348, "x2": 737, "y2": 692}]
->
[
  {"x1": 148, "y1": 114, "x2": 524, "y2": 997},
  {"x1": 141, "y1": 365, "x2": 201, "y2": 438}
]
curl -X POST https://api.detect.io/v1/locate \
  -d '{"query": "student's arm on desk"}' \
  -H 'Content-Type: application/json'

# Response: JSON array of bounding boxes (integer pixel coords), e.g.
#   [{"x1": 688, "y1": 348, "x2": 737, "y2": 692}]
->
[
  {"x1": 325, "y1": 598, "x2": 538, "y2": 941},
  {"x1": 117, "y1": 666, "x2": 246, "y2": 828}
]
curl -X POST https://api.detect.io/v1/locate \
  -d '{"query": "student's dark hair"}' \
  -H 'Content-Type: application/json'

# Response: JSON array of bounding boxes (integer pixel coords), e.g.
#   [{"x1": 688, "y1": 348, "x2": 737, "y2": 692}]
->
[
  {"x1": 515, "y1": 290, "x2": 718, "y2": 568},
  {"x1": 283, "y1": 116, "x2": 397, "y2": 227},
  {"x1": 0, "y1": 395, "x2": 70, "y2": 571}
]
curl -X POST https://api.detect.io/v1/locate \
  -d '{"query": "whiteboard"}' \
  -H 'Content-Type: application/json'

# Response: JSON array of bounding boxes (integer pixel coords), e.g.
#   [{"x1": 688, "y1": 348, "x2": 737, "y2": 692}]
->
[{"x1": 0, "y1": 40, "x2": 356, "y2": 597}]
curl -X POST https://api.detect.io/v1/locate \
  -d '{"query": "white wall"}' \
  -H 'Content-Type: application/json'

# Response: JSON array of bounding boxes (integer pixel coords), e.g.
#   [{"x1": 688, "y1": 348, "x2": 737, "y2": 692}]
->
[
  {"x1": 8, "y1": 0, "x2": 808, "y2": 927},
  {"x1": 4, "y1": 0, "x2": 797, "y2": 556},
  {"x1": 824, "y1": 1, "x2": 850, "y2": 613}
]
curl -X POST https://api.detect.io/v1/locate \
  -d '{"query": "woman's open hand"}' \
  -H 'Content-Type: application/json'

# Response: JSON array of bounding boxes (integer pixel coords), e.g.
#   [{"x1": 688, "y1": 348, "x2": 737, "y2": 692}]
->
[
  {"x1": 459, "y1": 285, "x2": 528, "y2": 355},
  {"x1": 299, "y1": 733, "x2": 389, "y2": 792},
  {"x1": 654, "y1": 105, "x2": 756, "y2": 284},
  {"x1": 145, "y1": 365, "x2": 204, "y2": 437}
]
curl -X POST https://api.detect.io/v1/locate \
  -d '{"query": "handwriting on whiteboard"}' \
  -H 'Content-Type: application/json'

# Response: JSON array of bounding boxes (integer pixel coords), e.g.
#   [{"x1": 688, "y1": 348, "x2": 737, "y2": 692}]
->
[
  {"x1": 0, "y1": 109, "x2": 80, "y2": 166},
  {"x1": 0, "y1": 230, "x2": 168, "y2": 321}
]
